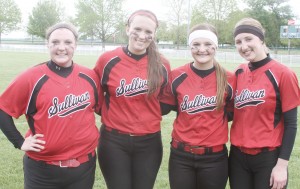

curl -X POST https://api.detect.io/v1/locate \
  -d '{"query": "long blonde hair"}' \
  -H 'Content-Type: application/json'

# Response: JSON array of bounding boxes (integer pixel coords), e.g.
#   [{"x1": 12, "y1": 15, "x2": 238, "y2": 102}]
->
[
  {"x1": 127, "y1": 10, "x2": 163, "y2": 95},
  {"x1": 190, "y1": 23, "x2": 228, "y2": 110}
]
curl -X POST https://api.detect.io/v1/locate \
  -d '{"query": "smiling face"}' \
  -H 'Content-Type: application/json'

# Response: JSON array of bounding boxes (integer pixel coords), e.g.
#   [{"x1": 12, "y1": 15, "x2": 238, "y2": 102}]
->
[
  {"x1": 234, "y1": 33, "x2": 267, "y2": 62},
  {"x1": 126, "y1": 15, "x2": 156, "y2": 55},
  {"x1": 190, "y1": 37, "x2": 216, "y2": 70},
  {"x1": 47, "y1": 28, "x2": 77, "y2": 67}
]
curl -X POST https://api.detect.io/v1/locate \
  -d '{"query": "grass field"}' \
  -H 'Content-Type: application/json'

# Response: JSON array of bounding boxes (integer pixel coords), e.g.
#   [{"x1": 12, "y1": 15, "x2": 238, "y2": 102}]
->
[{"x1": 0, "y1": 51, "x2": 299, "y2": 189}]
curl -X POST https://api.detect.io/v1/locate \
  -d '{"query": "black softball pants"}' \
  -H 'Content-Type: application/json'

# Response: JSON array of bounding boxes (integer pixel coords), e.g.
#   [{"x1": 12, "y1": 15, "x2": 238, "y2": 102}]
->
[
  {"x1": 168, "y1": 146, "x2": 228, "y2": 189},
  {"x1": 98, "y1": 126, "x2": 163, "y2": 189},
  {"x1": 23, "y1": 154, "x2": 96, "y2": 189},
  {"x1": 229, "y1": 145, "x2": 284, "y2": 189}
]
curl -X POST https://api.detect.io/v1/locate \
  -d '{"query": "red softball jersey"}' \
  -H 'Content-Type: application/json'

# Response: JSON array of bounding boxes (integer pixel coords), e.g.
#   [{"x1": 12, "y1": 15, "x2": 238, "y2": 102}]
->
[
  {"x1": 0, "y1": 62, "x2": 101, "y2": 161},
  {"x1": 167, "y1": 63, "x2": 235, "y2": 146},
  {"x1": 231, "y1": 59, "x2": 300, "y2": 148},
  {"x1": 94, "y1": 47, "x2": 171, "y2": 134}
]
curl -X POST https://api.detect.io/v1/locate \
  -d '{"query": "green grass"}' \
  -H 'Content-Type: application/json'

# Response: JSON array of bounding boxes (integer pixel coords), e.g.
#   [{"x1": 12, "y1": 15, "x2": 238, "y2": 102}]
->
[{"x1": 0, "y1": 51, "x2": 300, "y2": 189}]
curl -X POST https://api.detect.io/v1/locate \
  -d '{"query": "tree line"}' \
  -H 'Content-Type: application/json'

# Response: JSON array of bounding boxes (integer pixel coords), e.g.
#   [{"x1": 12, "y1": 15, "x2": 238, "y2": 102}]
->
[{"x1": 0, "y1": 0, "x2": 299, "y2": 49}]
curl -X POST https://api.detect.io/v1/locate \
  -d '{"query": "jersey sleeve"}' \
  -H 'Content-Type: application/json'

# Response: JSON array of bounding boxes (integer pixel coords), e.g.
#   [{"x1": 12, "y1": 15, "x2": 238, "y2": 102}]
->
[
  {"x1": 91, "y1": 70, "x2": 103, "y2": 115},
  {"x1": 279, "y1": 68, "x2": 300, "y2": 112},
  {"x1": 159, "y1": 80, "x2": 176, "y2": 105},
  {"x1": 0, "y1": 69, "x2": 34, "y2": 118},
  {"x1": 93, "y1": 53, "x2": 106, "y2": 83},
  {"x1": 225, "y1": 71, "x2": 236, "y2": 113},
  {"x1": 93, "y1": 52, "x2": 109, "y2": 115},
  {"x1": 158, "y1": 58, "x2": 176, "y2": 106}
]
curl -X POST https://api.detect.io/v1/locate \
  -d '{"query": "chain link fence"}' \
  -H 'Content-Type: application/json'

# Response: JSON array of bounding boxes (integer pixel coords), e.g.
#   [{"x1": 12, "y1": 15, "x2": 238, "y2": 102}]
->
[{"x1": 1, "y1": 44, "x2": 299, "y2": 67}]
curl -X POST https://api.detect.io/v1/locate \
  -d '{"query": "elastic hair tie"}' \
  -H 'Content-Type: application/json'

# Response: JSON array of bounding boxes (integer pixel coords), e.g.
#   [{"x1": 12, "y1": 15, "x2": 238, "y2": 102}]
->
[
  {"x1": 188, "y1": 30, "x2": 218, "y2": 47},
  {"x1": 128, "y1": 10, "x2": 158, "y2": 27},
  {"x1": 233, "y1": 25, "x2": 264, "y2": 41}
]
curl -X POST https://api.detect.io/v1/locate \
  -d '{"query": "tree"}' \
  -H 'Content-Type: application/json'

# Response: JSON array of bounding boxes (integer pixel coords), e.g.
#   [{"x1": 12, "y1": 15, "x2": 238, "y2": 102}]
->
[
  {"x1": 245, "y1": 0, "x2": 294, "y2": 51},
  {"x1": 27, "y1": 0, "x2": 64, "y2": 39},
  {"x1": 156, "y1": 21, "x2": 172, "y2": 43},
  {"x1": 166, "y1": 0, "x2": 189, "y2": 48},
  {"x1": 0, "y1": 0, "x2": 21, "y2": 43},
  {"x1": 224, "y1": 10, "x2": 250, "y2": 45},
  {"x1": 75, "y1": 0, "x2": 125, "y2": 49},
  {"x1": 169, "y1": 23, "x2": 189, "y2": 46},
  {"x1": 191, "y1": 0, "x2": 238, "y2": 45},
  {"x1": 190, "y1": 7, "x2": 206, "y2": 28}
]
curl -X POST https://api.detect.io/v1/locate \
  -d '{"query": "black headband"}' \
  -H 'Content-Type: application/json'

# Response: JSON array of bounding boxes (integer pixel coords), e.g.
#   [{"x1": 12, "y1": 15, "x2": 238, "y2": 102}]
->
[{"x1": 233, "y1": 25, "x2": 264, "y2": 41}]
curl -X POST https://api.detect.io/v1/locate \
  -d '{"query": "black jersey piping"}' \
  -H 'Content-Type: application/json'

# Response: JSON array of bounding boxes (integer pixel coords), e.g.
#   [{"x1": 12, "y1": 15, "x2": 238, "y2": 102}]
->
[
  {"x1": 161, "y1": 64, "x2": 168, "y2": 87},
  {"x1": 26, "y1": 75, "x2": 49, "y2": 135},
  {"x1": 235, "y1": 68, "x2": 244, "y2": 76},
  {"x1": 158, "y1": 64, "x2": 169, "y2": 97},
  {"x1": 265, "y1": 69, "x2": 282, "y2": 128},
  {"x1": 223, "y1": 83, "x2": 234, "y2": 120},
  {"x1": 226, "y1": 83, "x2": 233, "y2": 102},
  {"x1": 79, "y1": 72, "x2": 99, "y2": 109},
  {"x1": 171, "y1": 73, "x2": 188, "y2": 115},
  {"x1": 101, "y1": 56, "x2": 121, "y2": 109},
  {"x1": 172, "y1": 73, "x2": 188, "y2": 97}
]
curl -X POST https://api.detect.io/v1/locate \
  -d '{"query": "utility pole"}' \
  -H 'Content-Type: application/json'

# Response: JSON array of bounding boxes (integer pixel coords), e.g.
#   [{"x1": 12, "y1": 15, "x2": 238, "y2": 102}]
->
[{"x1": 186, "y1": 0, "x2": 191, "y2": 46}]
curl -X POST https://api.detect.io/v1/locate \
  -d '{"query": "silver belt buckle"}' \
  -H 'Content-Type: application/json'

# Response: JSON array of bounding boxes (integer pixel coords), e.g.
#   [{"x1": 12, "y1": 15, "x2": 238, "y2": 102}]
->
[
  {"x1": 59, "y1": 160, "x2": 68, "y2": 168},
  {"x1": 59, "y1": 159, "x2": 80, "y2": 167}
]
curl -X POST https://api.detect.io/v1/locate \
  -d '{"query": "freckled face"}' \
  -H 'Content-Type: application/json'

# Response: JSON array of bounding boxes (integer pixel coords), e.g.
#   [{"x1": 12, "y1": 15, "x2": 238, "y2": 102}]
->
[
  {"x1": 126, "y1": 15, "x2": 156, "y2": 55},
  {"x1": 234, "y1": 33, "x2": 266, "y2": 62},
  {"x1": 47, "y1": 28, "x2": 77, "y2": 67}
]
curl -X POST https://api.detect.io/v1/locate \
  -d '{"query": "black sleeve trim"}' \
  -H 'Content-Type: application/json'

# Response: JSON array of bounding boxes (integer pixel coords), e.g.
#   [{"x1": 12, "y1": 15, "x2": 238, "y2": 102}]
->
[{"x1": 79, "y1": 73, "x2": 99, "y2": 109}]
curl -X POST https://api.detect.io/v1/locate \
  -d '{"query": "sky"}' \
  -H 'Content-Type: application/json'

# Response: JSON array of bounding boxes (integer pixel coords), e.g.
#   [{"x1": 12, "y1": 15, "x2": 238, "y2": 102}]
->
[{"x1": 3, "y1": 0, "x2": 300, "y2": 38}]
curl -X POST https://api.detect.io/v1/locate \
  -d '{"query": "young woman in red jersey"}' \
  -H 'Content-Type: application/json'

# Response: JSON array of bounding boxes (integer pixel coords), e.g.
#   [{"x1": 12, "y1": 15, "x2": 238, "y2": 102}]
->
[
  {"x1": 0, "y1": 22, "x2": 101, "y2": 189},
  {"x1": 229, "y1": 17, "x2": 300, "y2": 189},
  {"x1": 161, "y1": 23, "x2": 234, "y2": 189},
  {"x1": 93, "y1": 10, "x2": 171, "y2": 189}
]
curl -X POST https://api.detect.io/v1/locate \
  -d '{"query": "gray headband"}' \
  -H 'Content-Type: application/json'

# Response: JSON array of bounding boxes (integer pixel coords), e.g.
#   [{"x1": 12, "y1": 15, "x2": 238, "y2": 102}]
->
[{"x1": 233, "y1": 25, "x2": 264, "y2": 41}]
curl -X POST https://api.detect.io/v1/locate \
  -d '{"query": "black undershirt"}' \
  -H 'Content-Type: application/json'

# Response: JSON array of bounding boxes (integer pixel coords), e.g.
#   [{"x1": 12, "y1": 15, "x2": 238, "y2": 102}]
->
[
  {"x1": 122, "y1": 46, "x2": 147, "y2": 61},
  {"x1": 248, "y1": 55, "x2": 271, "y2": 71},
  {"x1": 47, "y1": 60, "x2": 73, "y2": 78},
  {"x1": 281, "y1": 108, "x2": 297, "y2": 160},
  {"x1": 190, "y1": 62, "x2": 215, "y2": 77}
]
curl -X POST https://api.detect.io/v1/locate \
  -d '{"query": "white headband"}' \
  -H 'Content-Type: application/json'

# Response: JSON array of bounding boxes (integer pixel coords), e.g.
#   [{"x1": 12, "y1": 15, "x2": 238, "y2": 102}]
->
[{"x1": 188, "y1": 30, "x2": 218, "y2": 47}]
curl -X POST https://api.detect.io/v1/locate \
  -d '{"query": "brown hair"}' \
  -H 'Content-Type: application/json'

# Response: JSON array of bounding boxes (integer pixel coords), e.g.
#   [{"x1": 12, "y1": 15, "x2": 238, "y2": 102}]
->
[
  {"x1": 46, "y1": 22, "x2": 78, "y2": 41},
  {"x1": 234, "y1": 18, "x2": 265, "y2": 36},
  {"x1": 127, "y1": 10, "x2": 163, "y2": 95},
  {"x1": 190, "y1": 23, "x2": 228, "y2": 110}
]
